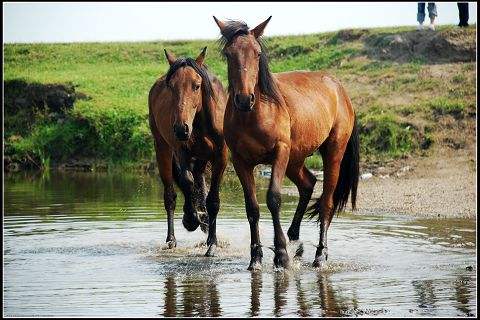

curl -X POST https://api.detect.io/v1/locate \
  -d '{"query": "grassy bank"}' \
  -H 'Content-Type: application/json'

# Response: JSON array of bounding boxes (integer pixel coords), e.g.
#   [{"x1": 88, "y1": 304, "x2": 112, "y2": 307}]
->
[{"x1": 4, "y1": 24, "x2": 476, "y2": 171}]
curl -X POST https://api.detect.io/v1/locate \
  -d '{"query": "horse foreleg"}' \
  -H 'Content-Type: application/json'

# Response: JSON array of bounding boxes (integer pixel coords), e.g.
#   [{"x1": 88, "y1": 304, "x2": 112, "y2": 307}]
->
[
  {"x1": 267, "y1": 142, "x2": 291, "y2": 269},
  {"x1": 232, "y1": 154, "x2": 263, "y2": 270},
  {"x1": 154, "y1": 140, "x2": 177, "y2": 248},
  {"x1": 205, "y1": 145, "x2": 228, "y2": 257},
  {"x1": 173, "y1": 155, "x2": 201, "y2": 232}
]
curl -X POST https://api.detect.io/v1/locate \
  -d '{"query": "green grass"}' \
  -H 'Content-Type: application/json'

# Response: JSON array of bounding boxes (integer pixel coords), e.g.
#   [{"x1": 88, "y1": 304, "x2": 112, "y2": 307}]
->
[
  {"x1": 358, "y1": 110, "x2": 417, "y2": 159},
  {"x1": 4, "y1": 24, "x2": 476, "y2": 169},
  {"x1": 305, "y1": 154, "x2": 323, "y2": 170}
]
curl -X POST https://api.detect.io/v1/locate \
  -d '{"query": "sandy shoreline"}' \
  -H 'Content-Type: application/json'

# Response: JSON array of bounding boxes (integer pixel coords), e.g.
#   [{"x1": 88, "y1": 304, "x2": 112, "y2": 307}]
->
[{"x1": 282, "y1": 148, "x2": 476, "y2": 219}]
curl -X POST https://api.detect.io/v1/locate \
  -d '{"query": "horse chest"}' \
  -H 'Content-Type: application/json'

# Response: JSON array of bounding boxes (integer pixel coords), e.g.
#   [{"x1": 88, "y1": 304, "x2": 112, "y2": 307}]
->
[{"x1": 225, "y1": 112, "x2": 284, "y2": 164}]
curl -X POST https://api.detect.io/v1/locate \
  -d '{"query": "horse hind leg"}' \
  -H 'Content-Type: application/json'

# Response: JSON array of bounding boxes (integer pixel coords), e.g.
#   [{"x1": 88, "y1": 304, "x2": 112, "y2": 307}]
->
[
  {"x1": 286, "y1": 164, "x2": 316, "y2": 242},
  {"x1": 204, "y1": 146, "x2": 228, "y2": 257},
  {"x1": 286, "y1": 164, "x2": 316, "y2": 258},
  {"x1": 192, "y1": 159, "x2": 209, "y2": 234},
  {"x1": 311, "y1": 138, "x2": 349, "y2": 268}
]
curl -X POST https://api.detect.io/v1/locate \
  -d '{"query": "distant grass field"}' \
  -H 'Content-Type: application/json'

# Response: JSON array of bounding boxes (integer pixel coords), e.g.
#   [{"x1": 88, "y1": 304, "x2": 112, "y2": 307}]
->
[{"x1": 4, "y1": 24, "x2": 476, "y2": 170}]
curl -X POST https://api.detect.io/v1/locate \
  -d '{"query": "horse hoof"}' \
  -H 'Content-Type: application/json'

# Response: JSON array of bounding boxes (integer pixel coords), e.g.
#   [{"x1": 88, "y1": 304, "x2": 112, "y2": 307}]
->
[
  {"x1": 166, "y1": 240, "x2": 177, "y2": 249},
  {"x1": 182, "y1": 214, "x2": 200, "y2": 232},
  {"x1": 205, "y1": 244, "x2": 216, "y2": 257},
  {"x1": 273, "y1": 249, "x2": 290, "y2": 269}
]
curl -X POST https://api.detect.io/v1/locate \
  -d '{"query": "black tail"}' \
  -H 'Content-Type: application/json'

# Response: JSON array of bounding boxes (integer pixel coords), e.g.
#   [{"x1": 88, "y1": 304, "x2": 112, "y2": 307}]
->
[{"x1": 308, "y1": 117, "x2": 360, "y2": 222}]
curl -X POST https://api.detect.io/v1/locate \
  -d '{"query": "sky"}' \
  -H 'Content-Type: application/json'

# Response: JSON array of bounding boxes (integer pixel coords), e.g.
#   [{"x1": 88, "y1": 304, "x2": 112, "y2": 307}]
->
[{"x1": 3, "y1": 2, "x2": 478, "y2": 43}]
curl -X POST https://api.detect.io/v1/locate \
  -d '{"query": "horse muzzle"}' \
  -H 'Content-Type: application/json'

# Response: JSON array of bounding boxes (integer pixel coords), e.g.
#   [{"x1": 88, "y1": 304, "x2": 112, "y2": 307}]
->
[
  {"x1": 173, "y1": 123, "x2": 190, "y2": 141},
  {"x1": 234, "y1": 93, "x2": 255, "y2": 112}
]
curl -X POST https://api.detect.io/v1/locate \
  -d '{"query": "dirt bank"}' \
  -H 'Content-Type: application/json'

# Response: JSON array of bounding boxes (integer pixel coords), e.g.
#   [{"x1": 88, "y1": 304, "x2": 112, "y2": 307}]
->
[
  {"x1": 354, "y1": 148, "x2": 476, "y2": 218},
  {"x1": 364, "y1": 27, "x2": 476, "y2": 63},
  {"x1": 298, "y1": 145, "x2": 476, "y2": 219}
]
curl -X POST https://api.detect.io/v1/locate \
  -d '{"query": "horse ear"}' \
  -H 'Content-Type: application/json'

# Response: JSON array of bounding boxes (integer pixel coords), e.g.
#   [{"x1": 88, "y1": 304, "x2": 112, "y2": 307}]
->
[
  {"x1": 196, "y1": 47, "x2": 207, "y2": 67},
  {"x1": 251, "y1": 16, "x2": 272, "y2": 38},
  {"x1": 164, "y1": 49, "x2": 176, "y2": 66},
  {"x1": 213, "y1": 16, "x2": 227, "y2": 34}
]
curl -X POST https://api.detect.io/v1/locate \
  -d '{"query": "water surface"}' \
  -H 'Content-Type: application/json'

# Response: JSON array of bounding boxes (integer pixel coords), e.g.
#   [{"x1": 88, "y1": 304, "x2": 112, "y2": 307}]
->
[{"x1": 3, "y1": 171, "x2": 477, "y2": 317}]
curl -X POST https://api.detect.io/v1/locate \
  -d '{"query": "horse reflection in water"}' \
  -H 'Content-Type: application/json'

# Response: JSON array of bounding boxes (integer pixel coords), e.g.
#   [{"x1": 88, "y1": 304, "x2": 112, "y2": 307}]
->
[
  {"x1": 162, "y1": 274, "x2": 221, "y2": 317},
  {"x1": 161, "y1": 271, "x2": 353, "y2": 317},
  {"x1": 249, "y1": 271, "x2": 262, "y2": 317}
]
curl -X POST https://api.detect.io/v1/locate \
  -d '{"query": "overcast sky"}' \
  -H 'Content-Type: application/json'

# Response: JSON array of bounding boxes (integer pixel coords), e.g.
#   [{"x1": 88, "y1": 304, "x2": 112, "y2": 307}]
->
[{"x1": 3, "y1": 2, "x2": 477, "y2": 43}]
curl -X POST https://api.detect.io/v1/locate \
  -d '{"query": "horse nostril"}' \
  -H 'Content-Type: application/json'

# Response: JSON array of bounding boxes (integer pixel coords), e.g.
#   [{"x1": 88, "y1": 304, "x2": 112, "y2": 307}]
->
[
  {"x1": 250, "y1": 94, "x2": 255, "y2": 105},
  {"x1": 234, "y1": 94, "x2": 240, "y2": 106},
  {"x1": 184, "y1": 123, "x2": 189, "y2": 134}
]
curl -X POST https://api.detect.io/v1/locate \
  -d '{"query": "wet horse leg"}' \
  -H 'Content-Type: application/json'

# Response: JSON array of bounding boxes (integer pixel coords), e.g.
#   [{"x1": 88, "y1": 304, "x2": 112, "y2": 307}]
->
[
  {"x1": 313, "y1": 140, "x2": 346, "y2": 267},
  {"x1": 267, "y1": 142, "x2": 290, "y2": 269},
  {"x1": 154, "y1": 139, "x2": 177, "y2": 248},
  {"x1": 192, "y1": 159, "x2": 209, "y2": 233},
  {"x1": 192, "y1": 159, "x2": 208, "y2": 213},
  {"x1": 232, "y1": 154, "x2": 263, "y2": 270},
  {"x1": 286, "y1": 164, "x2": 317, "y2": 242},
  {"x1": 172, "y1": 154, "x2": 202, "y2": 232},
  {"x1": 205, "y1": 145, "x2": 228, "y2": 257}
]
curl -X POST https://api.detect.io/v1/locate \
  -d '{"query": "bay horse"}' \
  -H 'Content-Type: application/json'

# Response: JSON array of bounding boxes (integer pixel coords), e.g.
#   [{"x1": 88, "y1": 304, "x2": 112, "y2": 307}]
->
[
  {"x1": 148, "y1": 47, "x2": 228, "y2": 256},
  {"x1": 213, "y1": 17, "x2": 359, "y2": 269}
]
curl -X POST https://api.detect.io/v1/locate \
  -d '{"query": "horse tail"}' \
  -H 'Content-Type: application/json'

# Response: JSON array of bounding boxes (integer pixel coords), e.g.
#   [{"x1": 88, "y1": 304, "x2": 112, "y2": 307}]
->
[{"x1": 308, "y1": 117, "x2": 360, "y2": 222}]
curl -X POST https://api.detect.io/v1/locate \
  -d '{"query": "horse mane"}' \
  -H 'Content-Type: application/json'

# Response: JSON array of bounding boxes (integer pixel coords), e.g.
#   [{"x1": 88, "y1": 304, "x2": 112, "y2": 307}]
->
[
  {"x1": 218, "y1": 20, "x2": 282, "y2": 105},
  {"x1": 165, "y1": 57, "x2": 216, "y2": 107}
]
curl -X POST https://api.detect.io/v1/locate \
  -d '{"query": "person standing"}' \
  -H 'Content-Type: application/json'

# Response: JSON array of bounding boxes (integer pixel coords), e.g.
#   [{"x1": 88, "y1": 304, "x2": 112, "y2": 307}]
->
[
  {"x1": 457, "y1": 2, "x2": 469, "y2": 27},
  {"x1": 417, "y1": 2, "x2": 437, "y2": 30}
]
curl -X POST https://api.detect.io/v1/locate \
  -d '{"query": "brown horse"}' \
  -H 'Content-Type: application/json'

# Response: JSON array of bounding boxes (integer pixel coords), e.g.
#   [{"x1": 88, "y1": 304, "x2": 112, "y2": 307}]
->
[
  {"x1": 213, "y1": 17, "x2": 359, "y2": 269},
  {"x1": 148, "y1": 47, "x2": 228, "y2": 256}
]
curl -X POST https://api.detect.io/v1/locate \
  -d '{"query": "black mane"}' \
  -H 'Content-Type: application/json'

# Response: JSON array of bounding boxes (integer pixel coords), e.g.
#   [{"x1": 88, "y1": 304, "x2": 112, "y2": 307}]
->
[
  {"x1": 165, "y1": 57, "x2": 215, "y2": 106},
  {"x1": 218, "y1": 20, "x2": 282, "y2": 105}
]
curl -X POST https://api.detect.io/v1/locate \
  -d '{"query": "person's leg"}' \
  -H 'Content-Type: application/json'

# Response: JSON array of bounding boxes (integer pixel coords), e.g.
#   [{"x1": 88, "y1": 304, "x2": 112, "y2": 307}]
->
[
  {"x1": 465, "y1": 3, "x2": 470, "y2": 25},
  {"x1": 458, "y1": 3, "x2": 463, "y2": 26},
  {"x1": 458, "y1": 3, "x2": 469, "y2": 27},
  {"x1": 427, "y1": 3, "x2": 437, "y2": 30},
  {"x1": 417, "y1": 3, "x2": 426, "y2": 24}
]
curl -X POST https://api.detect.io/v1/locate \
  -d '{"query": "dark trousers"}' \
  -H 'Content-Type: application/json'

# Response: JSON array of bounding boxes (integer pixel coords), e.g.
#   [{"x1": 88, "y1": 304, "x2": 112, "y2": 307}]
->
[{"x1": 457, "y1": 3, "x2": 469, "y2": 26}]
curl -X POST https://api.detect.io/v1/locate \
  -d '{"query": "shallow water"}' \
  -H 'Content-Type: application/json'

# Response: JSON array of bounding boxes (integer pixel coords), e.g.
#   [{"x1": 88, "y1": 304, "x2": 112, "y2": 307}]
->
[{"x1": 3, "y1": 171, "x2": 477, "y2": 317}]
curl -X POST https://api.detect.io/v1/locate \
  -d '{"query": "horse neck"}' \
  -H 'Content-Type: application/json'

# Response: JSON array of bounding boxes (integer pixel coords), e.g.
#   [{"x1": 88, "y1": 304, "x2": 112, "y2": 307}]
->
[{"x1": 193, "y1": 91, "x2": 214, "y2": 134}]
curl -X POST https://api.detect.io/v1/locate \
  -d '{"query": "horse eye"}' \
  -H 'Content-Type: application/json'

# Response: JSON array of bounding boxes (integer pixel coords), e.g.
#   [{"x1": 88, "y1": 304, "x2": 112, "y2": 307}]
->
[{"x1": 193, "y1": 84, "x2": 200, "y2": 91}]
